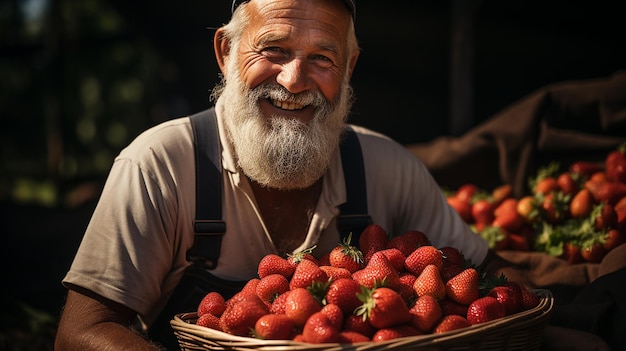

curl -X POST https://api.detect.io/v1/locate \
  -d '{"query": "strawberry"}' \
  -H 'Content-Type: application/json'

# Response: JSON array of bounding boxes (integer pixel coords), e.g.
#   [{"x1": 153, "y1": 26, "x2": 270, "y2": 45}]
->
[
  {"x1": 352, "y1": 251, "x2": 400, "y2": 290},
  {"x1": 569, "y1": 188, "x2": 595, "y2": 219},
  {"x1": 466, "y1": 296, "x2": 505, "y2": 325},
  {"x1": 256, "y1": 273, "x2": 290, "y2": 304},
  {"x1": 269, "y1": 290, "x2": 290, "y2": 314},
  {"x1": 338, "y1": 330, "x2": 371, "y2": 343},
  {"x1": 284, "y1": 287, "x2": 322, "y2": 327},
  {"x1": 581, "y1": 242, "x2": 606, "y2": 263},
  {"x1": 318, "y1": 253, "x2": 331, "y2": 266},
  {"x1": 471, "y1": 199, "x2": 496, "y2": 226},
  {"x1": 196, "y1": 313, "x2": 221, "y2": 330},
  {"x1": 447, "y1": 196, "x2": 473, "y2": 223},
  {"x1": 397, "y1": 272, "x2": 418, "y2": 304},
  {"x1": 253, "y1": 313, "x2": 295, "y2": 340},
  {"x1": 604, "y1": 228, "x2": 626, "y2": 251},
  {"x1": 197, "y1": 291, "x2": 227, "y2": 317},
  {"x1": 487, "y1": 285, "x2": 521, "y2": 316},
  {"x1": 289, "y1": 257, "x2": 329, "y2": 290},
  {"x1": 343, "y1": 313, "x2": 376, "y2": 338},
  {"x1": 319, "y1": 265, "x2": 352, "y2": 281},
  {"x1": 359, "y1": 223, "x2": 389, "y2": 263},
  {"x1": 371, "y1": 325, "x2": 421, "y2": 342},
  {"x1": 287, "y1": 246, "x2": 319, "y2": 266},
  {"x1": 455, "y1": 183, "x2": 479, "y2": 203},
  {"x1": 445, "y1": 267, "x2": 479, "y2": 305},
  {"x1": 534, "y1": 176, "x2": 559, "y2": 195},
  {"x1": 257, "y1": 253, "x2": 295, "y2": 279},
  {"x1": 560, "y1": 242, "x2": 583, "y2": 264},
  {"x1": 492, "y1": 207, "x2": 525, "y2": 233},
  {"x1": 413, "y1": 264, "x2": 446, "y2": 300},
  {"x1": 302, "y1": 311, "x2": 340, "y2": 343},
  {"x1": 356, "y1": 287, "x2": 412, "y2": 329},
  {"x1": 520, "y1": 287, "x2": 540, "y2": 310},
  {"x1": 540, "y1": 192, "x2": 569, "y2": 224},
  {"x1": 439, "y1": 298, "x2": 468, "y2": 317},
  {"x1": 405, "y1": 245, "x2": 443, "y2": 276},
  {"x1": 605, "y1": 142, "x2": 626, "y2": 183},
  {"x1": 409, "y1": 294, "x2": 443, "y2": 333},
  {"x1": 584, "y1": 180, "x2": 626, "y2": 205},
  {"x1": 507, "y1": 233, "x2": 530, "y2": 251},
  {"x1": 441, "y1": 264, "x2": 464, "y2": 283},
  {"x1": 320, "y1": 303, "x2": 344, "y2": 330},
  {"x1": 329, "y1": 233, "x2": 364, "y2": 273},
  {"x1": 433, "y1": 315, "x2": 471, "y2": 333},
  {"x1": 569, "y1": 161, "x2": 604, "y2": 178},
  {"x1": 377, "y1": 248, "x2": 406, "y2": 272},
  {"x1": 325, "y1": 278, "x2": 362, "y2": 316},
  {"x1": 557, "y1": 172, "x2": 579, "y2": 195},
  {"x1": 516, "y1": 195, "x2": 539, "y2": 223},
  {"x1": 387, "y1": 230, "x2": 430, "y2": 258},
  {"x1": 594, "y1": 202, "x2": 617, "y2": 230},
  {"x1": 219, "y1": 296, "x2": 269, "y2": 336},
  {"x1": 492, "y1": 184, "x2": 513, "y2": 205},
  {"x1": 440, "y1": 246, "x2": 465, "y2": 268}
]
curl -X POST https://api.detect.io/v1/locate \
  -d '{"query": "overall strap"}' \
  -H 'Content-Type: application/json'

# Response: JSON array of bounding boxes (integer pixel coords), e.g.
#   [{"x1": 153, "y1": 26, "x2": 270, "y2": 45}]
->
[
  {"x1": 337, "y1": 128, "x2": 373, "y2": 246},
  {"x1": 187, "y1": 108, "x2": 226, "y2": 269}
]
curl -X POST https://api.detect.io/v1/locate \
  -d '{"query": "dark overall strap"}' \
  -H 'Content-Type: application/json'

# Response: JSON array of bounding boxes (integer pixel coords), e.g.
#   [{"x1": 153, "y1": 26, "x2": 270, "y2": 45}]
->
[
  {"x1": 187, "y1": 108, "x2": 226, "y2": 269},
  {"x1": 337, "y1": 127, "x2": 372, "y2": 246}
]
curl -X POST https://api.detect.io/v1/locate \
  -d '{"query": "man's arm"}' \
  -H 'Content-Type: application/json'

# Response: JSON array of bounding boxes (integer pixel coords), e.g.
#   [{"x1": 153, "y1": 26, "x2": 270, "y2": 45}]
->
[{"x1": 55, "y1": 287, "x2": 164, "y2": 351}]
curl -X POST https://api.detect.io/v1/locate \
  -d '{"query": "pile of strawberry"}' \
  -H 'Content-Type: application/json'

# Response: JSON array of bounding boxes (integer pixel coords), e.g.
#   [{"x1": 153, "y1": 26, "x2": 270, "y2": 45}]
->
[
  {"x1": 446, "y1": 142, "x2": 626, "y2": 264},
  {"x1": 193, "y1": 224, "x2": 541, "y2": 344}
]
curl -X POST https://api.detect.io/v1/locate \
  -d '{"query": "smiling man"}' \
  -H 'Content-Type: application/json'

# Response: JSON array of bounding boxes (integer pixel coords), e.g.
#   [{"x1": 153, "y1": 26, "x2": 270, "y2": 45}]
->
[{"x1": 55, "y1": 1, "x2": 505, "y2": 350}]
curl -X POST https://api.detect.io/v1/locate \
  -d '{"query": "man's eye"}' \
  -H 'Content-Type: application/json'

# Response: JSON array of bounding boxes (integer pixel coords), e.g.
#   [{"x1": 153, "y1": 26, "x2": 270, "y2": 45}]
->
[{"x1": 311, "y1": 55, "x2": 334, "y2": 68}]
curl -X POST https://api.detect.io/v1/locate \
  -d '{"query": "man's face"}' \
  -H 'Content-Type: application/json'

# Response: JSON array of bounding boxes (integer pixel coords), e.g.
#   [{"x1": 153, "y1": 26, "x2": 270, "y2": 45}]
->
[{"x1": 216, "y1": 0, "x2": 356, "y2": 190}]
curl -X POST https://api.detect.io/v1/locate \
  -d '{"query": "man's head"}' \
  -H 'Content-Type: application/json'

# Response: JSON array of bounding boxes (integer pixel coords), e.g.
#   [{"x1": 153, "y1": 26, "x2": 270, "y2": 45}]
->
[{"x1": 211, "y1": 0, "x2": 360, "y2": 190}]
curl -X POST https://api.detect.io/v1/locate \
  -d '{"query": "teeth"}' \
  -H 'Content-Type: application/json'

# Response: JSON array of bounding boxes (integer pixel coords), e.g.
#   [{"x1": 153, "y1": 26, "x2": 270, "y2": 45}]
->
[{"x1": 271, "y1": 99, "x2": 304, "y2": 110}]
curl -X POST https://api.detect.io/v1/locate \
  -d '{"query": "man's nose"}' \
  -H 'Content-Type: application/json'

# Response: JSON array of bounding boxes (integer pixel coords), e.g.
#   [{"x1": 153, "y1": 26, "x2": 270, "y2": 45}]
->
[{"x1": 276, "y1": 58, "x2": 312, "y2": 94}]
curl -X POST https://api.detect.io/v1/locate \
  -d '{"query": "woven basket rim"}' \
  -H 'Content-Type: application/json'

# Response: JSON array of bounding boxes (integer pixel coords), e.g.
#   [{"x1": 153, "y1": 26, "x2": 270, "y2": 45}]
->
[{"x1": 171, "y1": 288, "x2": 553, "y2": 351}]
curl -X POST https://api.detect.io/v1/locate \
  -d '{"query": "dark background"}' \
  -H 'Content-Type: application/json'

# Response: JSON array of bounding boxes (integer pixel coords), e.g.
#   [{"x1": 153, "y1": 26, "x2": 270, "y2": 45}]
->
[{"x1": 1, "y1": 1, "x2": 625, "y2": 349}]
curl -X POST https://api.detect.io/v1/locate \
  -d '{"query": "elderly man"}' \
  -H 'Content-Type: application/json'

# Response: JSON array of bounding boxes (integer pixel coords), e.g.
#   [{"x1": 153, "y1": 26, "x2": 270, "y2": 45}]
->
[{"x1": 55, "y1": 1, "x2": 505, "y2": 349}]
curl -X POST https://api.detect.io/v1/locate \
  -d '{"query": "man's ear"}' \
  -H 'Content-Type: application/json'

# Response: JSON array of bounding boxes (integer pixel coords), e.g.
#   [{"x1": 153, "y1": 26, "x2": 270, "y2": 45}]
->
[
  {"x1": 347, "y1": 49, "x2": 360, "y2": 79},
  {"x1": 214, "y1": 28, "x2": 230, "y2": 75}
]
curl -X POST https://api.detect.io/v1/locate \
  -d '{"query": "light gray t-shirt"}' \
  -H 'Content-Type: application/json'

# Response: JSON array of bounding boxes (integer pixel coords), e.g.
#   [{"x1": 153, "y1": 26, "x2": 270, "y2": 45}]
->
[{"x1": 62, "y1": 99, "x2": 488, "y2": 328}]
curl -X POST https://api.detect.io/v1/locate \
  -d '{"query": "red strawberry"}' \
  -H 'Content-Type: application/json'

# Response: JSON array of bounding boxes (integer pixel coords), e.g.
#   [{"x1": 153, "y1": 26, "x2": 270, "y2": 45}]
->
[
  {"x1": 289, "y1": 257, "x2": 329, "y2": 290},
  {"x1": 581, "y1": 242, "x2": 606, "y2": 263},
  {"x1": 287, "y1": 246, "x2": 319, "y2": 266},
  {"x1": 359, "y1": 223, "x2": 388, "y2": 263},
  {"x1": 534, "y1": 176, "x2": 560, "y2": 195},
  {"x1": 492, "y1": 184, "x2": 513, "y2": 205},
  {"x1": 253, "y1": 313, "x2": 295, "y2": 340},
  {"x1": 594, "y1": 202, "x2": 618, "y2": 230},
  {"x1": 439, "y1": 298, "x2": 468, "y2": 317},
  {"x1": 569, "y1": 161, "x2": 604, "y2": 178},
  {"x1": 605, "y1": 142, "x2": 626, "y2": 183},
  {"x1": 440, "y1": 246, "x2": 464, "y2": 268},
  {"x1": 256, "y1": 274, "x2": 290, "y2": 304},
  {"x1": 319, "y1": 265, "x2": 352, "y2": 281},
  {"x1": 466, "y1": 296, "x2": 505, "y2": 325},
  {"x1": 371, "y1": 325, "x2": 422, "y2": 342},
  {"x1": 320, "y1": 303, "x2": 344, "y2": 330},
  {"x1": 377, "y1": 248, "x2": 406, "y2": 272},
  {"x1": 585, "y1": 180, "x2": 626, "y2": 205},
  {"x1": 343, "y1": 313, "x2": 376, "y2": 338},
  {"x1": 302, "y1": 311, "x2": 340, "y2": 344},
  {"x1": 604, "y1": 228, "x2": 626, "y2": 251},
  {"x1": 397, "y1": 272, "x2": 417, "y2": 304},
  {"x1": 325, "y1": 278, "x2": 363, "y2": 316},
  {"x1": 409, "y1": 294, "x2": 443, "y2": 333},
  {"x1": 387, "y1": 230, "x2": 430, "y2": 257},
  {"x1": 405, "y1": 245, "x2": 443, "y2": 276},
  {"x1": 219, "y1": 296, "x2": 269, "y2": 336},
  {"x1": 352, "y1": 251, "x2": 400, "y2": 290},
  {"x1": 433, "y1": 314, "x2": 471, "y2": 333},
  {"x1": 413, "y1": 264, "x2": 446, "y2": 300},
  {"x1": 492, "y1": 201, "x2": 525, "y2": 233},
  {"x1": 258, "y1": 254, "x2": 295, "y2": 279},
  {"x1": 520, "y1": 287, "x2": 540, "y2": 310},
  {"x1": 318, "y1": 253, "x2": 331, "y2": 266},
  {"x1": 560, "y1": 242, "x2": 583, "y2": 264},
  {"x1": 445, "y1": 267, "x2": 479, "y2": 305},
  {"x1": 441, "y1": 264, "x2": 464, "y2": 283},
  {"x1": 356, "y1": 287, "x2": 412, "y2": 329},
  {"x1": 284, "y1": 287, "x2": 322, "y2": 327},
  {"x1": 507, "y1": 233, "x2": 530, "y2": 251},
  {"x1": 338, "y1": 330, "x2": 371, "y2": 343},
  {"x1": 471, "y1": 199, "x2": 496, "y2": 226},
  {"x1": 487, "y1": 285, "x2": 521, "y2": 316},
  {"x1": 329, "y1": 233, "x2": 364, "y2": 273},
  {"x1": 447, "y1": 196, "x2": 473, "y2": 223},
  {"x1": 455, "y1": 183, "x2": 479, "y2": 203},
  {"x1": 196, "y1": 313, "x2": 221, "y2": 330},
  {"x1": 197, "y1": 291, "x2": 226, "y2": 317},
  {"x1": 269, "y1": 290, "x2": 290, "y2": 314}
]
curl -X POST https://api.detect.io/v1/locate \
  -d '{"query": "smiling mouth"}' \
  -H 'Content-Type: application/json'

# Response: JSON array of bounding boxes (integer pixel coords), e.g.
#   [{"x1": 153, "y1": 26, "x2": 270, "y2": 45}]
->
[{"x1": 269, "y1": 98, "x2": 306, "y2": 111}]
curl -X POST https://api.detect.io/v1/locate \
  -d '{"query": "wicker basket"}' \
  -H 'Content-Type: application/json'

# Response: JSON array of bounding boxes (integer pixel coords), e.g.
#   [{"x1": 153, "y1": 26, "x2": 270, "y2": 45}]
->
[{"x1": 171, "y1": 289, "x2": 553, "y2": 351}]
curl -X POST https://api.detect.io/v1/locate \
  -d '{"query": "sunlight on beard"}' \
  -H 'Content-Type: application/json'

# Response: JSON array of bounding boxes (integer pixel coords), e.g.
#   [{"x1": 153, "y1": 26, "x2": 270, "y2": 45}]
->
[{"x1": 216, "y1": 57, "x2": 354, "y2": 190}]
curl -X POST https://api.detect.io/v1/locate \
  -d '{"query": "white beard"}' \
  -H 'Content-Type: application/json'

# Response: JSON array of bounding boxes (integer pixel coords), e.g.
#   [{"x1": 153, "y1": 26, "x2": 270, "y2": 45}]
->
[{"x1": 215, "y1": 59, "x2": 354, "y2": 190}]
